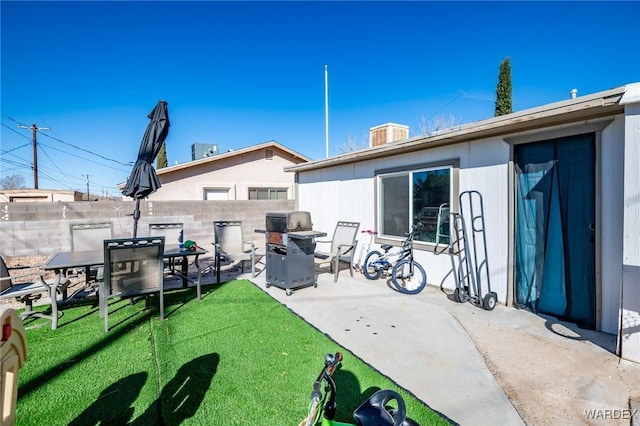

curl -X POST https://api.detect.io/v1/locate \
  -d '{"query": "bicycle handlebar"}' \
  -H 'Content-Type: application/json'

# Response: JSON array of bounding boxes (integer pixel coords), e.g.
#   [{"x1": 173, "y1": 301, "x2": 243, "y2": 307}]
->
[
  {"x1": 305, "y1": 352, "x2": 343, "y2": 426},
  {"x1": 316, "y1": 352, "x2": 342, "y2": 381}
]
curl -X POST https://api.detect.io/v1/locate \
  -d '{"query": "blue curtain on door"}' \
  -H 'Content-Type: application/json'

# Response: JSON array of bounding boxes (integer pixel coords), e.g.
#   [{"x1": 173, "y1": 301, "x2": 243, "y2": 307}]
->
[{"x1": 515, "y1": 134, "x2": 595, "y2": 328}]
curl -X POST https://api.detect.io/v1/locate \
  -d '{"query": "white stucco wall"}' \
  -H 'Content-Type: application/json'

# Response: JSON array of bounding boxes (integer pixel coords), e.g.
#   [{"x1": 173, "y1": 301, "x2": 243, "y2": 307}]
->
[
  {"x1": 0, "y1": 190, "x2": 83, "y2": 202},
  {"x1": 147, "y1": 148, "x2": 300, "y2": 201}
]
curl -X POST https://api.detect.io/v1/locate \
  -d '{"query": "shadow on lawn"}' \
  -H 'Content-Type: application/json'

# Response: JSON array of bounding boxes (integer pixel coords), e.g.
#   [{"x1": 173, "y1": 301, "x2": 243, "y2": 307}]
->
[
  {"x1": 332, "y1": 366, "x2": 382, "y2": 421},
  {"x1": 162, "y1": 283, "x2": 225, "y2": 320},
  {"x1": 19, "y1": 285, "x2": 228, "y2": 400},
  {"x1": 69, "y1": 353, "x2": 220, "y2": 425}
]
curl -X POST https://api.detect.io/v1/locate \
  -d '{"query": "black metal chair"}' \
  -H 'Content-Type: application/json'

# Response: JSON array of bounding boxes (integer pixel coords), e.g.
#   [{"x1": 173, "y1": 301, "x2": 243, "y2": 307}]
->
[
  {"x1": 0, "y1": 256, "x2": 69, "y2": 329},
  {"x1": 99, "y1": 237, "x2": 165, "y2": 332}
]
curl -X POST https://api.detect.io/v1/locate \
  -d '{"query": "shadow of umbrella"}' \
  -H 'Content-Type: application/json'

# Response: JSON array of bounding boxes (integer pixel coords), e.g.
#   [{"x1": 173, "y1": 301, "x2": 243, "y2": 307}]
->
[{"x1": 122, "y1": 100, "x2": 170, "y2": 237}]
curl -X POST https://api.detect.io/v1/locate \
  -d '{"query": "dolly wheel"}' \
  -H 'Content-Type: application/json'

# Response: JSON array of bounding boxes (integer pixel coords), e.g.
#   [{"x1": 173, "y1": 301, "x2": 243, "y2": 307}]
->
[
  {"x1": 313, "y1": 282, "x2": 318, "y2": 288},
  {"x1": 483, "y1": 292, "x2": 497, "y2": 311},
  {"x1": 453, "y1": 287, "x2": 465, "y2": 303},
  {"x1": 266, "y1": 282, "x2": 271, "y2": 289},
  {"x1": 286, "y1": 288, "x2": 293, "y2": 296}
]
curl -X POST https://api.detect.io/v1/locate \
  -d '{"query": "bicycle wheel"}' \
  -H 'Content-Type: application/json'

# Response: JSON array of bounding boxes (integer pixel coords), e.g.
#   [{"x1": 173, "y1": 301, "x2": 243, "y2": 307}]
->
[
  {"x1": 391, "y1": 260, "x2": 427, "y2": 294},
  {"x1": 363, "y1": 250, "x2": 383, "y2": 280}
]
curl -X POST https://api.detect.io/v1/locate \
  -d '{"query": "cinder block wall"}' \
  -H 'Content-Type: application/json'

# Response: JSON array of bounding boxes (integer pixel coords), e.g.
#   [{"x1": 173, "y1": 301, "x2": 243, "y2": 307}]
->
[{"x1": 0, "y1": 200, "x2": 295, "y2": 258}]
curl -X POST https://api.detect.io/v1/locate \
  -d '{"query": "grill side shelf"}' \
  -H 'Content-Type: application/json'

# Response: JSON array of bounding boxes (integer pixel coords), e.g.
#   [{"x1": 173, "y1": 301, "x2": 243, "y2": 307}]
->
[{"x1": 287, "y1": 230, "x2": 327, "y2": 240}]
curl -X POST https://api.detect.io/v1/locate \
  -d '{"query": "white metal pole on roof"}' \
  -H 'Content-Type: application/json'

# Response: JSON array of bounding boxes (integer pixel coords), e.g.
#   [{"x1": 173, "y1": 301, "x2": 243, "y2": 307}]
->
[{"x1": 325, "y1": 65, "x2": 329, "y2": 158}]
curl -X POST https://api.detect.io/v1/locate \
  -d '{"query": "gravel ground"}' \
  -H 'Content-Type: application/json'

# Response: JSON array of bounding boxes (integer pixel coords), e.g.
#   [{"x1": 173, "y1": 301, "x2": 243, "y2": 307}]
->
[{"x1": 1, "y1": 255, "x2": 88, "y2": 309}]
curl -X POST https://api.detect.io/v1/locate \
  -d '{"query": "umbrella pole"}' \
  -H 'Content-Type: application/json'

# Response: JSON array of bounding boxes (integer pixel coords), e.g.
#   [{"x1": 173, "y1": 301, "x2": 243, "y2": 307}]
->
[{"x1": 133, "y1": 198, "x2": 141, "y2": 238}]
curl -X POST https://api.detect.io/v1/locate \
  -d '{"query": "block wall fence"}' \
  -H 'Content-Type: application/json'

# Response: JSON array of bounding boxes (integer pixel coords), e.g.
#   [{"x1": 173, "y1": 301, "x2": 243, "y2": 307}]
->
[{"x1": 0, "y1": 200, "x2": 295, "y2": 258}]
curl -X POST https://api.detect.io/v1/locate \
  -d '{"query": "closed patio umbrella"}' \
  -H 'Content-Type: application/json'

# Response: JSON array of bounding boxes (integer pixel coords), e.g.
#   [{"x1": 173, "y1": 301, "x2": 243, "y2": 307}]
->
[{"x1": 122, "y1": 100, "x2": 170, "y2": 237}]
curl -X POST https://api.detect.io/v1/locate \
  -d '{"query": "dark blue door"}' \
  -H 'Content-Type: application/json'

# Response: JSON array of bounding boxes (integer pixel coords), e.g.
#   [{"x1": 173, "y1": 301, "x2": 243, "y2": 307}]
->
[{"x1": 514, "y1": 133, "x2": 596, "y2": 328}]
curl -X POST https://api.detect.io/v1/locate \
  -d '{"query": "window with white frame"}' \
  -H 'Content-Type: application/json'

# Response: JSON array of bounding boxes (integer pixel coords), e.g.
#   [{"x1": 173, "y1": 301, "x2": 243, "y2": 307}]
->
[
  {"x1": 204, "y1": 188, "x2": 230, "y2": 200},
  {"x1": 248, "y1": 188, "x2": 288, "y2": 200},
  {"x1": 377, "y1": 161, "x2": 456, "y2": 245}
]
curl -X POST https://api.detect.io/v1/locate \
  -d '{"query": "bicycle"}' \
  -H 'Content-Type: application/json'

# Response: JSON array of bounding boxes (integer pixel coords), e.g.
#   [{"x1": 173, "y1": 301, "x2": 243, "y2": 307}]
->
[
  {"x1": 300, "y1": 352, "x2": 419, "y2": 426},
  {"x1": 362, "y1": 224, "x2": 427, "y2": 294}
]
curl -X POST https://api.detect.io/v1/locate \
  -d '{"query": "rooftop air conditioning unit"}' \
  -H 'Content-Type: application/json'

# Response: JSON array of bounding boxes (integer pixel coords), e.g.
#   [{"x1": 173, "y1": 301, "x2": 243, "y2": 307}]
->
[{"x1": 369, "y1": 123, "x2": 409, "y2": 147}]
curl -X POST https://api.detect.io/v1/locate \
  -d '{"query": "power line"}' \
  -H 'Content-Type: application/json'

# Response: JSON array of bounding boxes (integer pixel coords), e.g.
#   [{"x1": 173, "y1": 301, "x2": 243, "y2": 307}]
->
[
  {"x1": 39, "y1": 144, "x2": 81, "y2": 187},
  {"x1": 39, "y1": 142, "x2": 129, "y2": 175},
  {"x1": 40, "y1": 132, "x2": 132, "y2": 167},
  {"x1": 1, "y1": 146, "x2": 80, "y2": 191},
  {"x1": 1, "y1": 122, "x2": 32, "y2": 140},
  {"x1": 2, "y1": 114, "x2": 132, "y2": 167},
  {"x1": 1, "y1": 142, "x2": 118, "y2": 192},
  {"x1": 0, "y1": 142, "x2": 31, "y2": 154},
  {"x1": 422, "y1": 3, "x2": 573, "y2": 125}
]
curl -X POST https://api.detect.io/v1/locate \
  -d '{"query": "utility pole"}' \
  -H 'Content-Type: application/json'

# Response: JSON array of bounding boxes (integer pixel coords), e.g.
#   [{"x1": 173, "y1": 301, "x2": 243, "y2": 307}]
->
[
  {"x1": 18, "y1": 123, "x2": 50, "y2": 189},
  {"x1": 82, "y1": 174, "x2": 93, "y2": 201}
]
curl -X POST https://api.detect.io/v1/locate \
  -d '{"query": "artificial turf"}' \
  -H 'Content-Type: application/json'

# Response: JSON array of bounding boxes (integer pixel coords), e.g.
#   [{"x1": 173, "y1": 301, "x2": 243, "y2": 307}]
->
[{"x1": 15, "y1": 280, "x2": 450, "y2": 425}]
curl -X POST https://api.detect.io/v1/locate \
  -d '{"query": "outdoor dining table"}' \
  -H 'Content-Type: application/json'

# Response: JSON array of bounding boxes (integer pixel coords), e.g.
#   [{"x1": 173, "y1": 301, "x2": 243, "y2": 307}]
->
[{"x1": 43, "y1": 245, "x2": 206, "y2": 326}]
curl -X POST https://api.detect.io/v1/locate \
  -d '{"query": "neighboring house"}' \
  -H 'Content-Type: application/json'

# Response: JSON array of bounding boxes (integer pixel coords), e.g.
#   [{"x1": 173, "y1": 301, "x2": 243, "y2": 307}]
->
[
  {"x1": 286, "y1": 83, "x2": 640, "y2": 363},
  {"x1": 0, "y1": 189, "x2": 83, "y2": 202},
  {"x1": 125, "y1": 141, "x2": 310, "y2": 201}
]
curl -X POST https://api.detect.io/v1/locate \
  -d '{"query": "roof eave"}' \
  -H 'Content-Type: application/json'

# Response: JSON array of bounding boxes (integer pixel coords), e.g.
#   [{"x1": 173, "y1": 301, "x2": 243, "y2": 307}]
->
[
  {"x1": 286, "y1": 85, "x2": 628, "y2": 173},
  {"x1": 157, "y1": 140, "x2": 311, "y2": 176}
]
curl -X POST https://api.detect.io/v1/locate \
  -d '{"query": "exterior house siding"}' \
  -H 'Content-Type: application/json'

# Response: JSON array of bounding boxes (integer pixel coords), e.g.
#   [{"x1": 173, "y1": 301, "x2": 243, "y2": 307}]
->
[
  {"x1": 297, "y1": 138, "x2": 511, "y2": 304},
  {"x1": 290, "y1": 83, "x2": 640, "y2": 362},
  {"x1": 126, "y1": 142, "x2": 309, "y2": 201},
  {"x1": 298, "y1": 125, "x2": 624, "y2": 334},
  {"x1": 150, "y1": 150, "x2": 297, "y2": 201},
  {"x1": 0, "y1": 189, "x2": 83, "y2": 202}
]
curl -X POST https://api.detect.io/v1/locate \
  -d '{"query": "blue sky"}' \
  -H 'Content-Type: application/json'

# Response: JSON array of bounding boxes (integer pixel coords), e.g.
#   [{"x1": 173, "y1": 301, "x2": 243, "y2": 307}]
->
[{"x1": 1, "y1": 1, "x2": 639, "y2": 196}]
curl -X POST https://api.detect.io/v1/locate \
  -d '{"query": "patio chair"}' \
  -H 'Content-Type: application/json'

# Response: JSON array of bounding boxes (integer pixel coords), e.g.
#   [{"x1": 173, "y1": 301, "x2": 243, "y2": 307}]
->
[
  {"x1": 149, "y1": 222, "x2": 184, "y2": 244},
  {"x1": 314, "y1": 221, "x2": 360, "y2": 282},
  {"x1": 213, "y1": 221, "x2": 256, "y2": 283},
  {"x1": 149, "y1": 222, "x2": 184, "y2": 272},
  {"x1": 0, "y1": 255, "x2": 69, "y2": 329},
  {"x1": 100, "y1": 237, "x2": 165, "y2": 332},
  {"x1": 70, "y1": 222, "x2": 113, "y2": 284}
]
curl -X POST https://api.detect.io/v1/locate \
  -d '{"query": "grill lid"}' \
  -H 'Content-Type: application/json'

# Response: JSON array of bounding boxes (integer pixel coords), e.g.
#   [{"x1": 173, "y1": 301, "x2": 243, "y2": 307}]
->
[{"x1": 266, "y1": 211, "x2": 313, "y2": 232}]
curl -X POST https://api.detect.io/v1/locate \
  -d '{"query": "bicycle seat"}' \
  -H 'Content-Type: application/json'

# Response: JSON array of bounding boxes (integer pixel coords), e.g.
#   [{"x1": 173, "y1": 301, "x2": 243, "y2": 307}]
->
[
  {"x1": 381, "y1": 244, "x2": 393, "y2": 252},
  {"x1": 353, "y1": 389, "x2": 407, "y2": 426}
]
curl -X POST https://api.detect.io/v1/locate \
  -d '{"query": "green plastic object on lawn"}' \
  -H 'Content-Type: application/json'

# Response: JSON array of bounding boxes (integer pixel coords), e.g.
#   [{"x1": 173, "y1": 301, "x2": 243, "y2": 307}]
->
[{"x1": 301, "y1": 352, "x2": 420, "y2": 426}]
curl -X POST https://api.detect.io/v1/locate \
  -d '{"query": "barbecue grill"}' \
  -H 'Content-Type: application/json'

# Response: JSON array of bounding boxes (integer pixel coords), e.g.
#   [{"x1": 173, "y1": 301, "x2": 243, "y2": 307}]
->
[{"x1": 264, "y1": 211, "x2": 327, "y2": 295}]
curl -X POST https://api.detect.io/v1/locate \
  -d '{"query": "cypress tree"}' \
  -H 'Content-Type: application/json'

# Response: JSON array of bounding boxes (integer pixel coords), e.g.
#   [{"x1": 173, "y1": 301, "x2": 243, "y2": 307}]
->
[
  {"x1": 157, "y1": 142, "x2": 168, "y2": 169},
  {"x1": 494, "y1": 57, "x2": 513, "y2": 116}
]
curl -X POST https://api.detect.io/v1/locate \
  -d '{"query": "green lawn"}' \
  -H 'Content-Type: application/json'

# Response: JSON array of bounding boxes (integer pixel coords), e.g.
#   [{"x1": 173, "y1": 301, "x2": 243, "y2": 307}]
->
[{"x1": 15, "y1": 280, "x2": 449, "y2": 425}]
